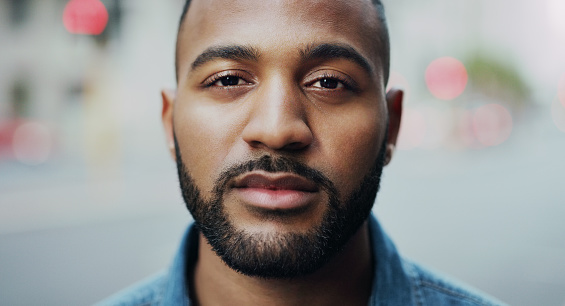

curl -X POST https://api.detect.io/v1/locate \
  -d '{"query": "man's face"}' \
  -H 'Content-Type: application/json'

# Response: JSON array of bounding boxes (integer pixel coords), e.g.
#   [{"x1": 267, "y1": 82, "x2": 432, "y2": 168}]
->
[{"x1": 163, "y1": 0, "x2": 401, "y2": 278}]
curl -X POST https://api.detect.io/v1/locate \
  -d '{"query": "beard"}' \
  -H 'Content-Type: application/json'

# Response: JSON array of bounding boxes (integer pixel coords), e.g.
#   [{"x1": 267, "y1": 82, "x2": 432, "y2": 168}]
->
[{"x1": 174, "y1": 136, "x2": 387, "y2": 279}]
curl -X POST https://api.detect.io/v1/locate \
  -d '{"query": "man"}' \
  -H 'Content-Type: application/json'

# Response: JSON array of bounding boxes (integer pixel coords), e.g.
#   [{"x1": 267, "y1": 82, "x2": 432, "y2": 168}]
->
[{"x1": 100, "y1": 0, "x2": 503, "y2": 305}]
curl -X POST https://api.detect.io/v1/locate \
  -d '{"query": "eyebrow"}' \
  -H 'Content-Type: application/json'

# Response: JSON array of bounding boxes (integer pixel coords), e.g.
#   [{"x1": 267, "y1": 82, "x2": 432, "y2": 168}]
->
[
  {"x1": 188, "y1": 43, "x2": 374, "y2": 77},
  {"x1": 191, "y1": 45, "x2": 260, "y2": 71},
  {"x1": 300, "y1": 43, "x2": 374, "y2": 76}
]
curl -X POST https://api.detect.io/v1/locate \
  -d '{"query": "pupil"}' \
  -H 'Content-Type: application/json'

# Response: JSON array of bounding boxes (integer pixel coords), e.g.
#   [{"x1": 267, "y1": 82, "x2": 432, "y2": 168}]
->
[
  {"x1": 320, "y1": 78, "x2": 338, "y2": 89},
  {"x1": 221, "y1": 76, "x2": 240, "y2": 86}
]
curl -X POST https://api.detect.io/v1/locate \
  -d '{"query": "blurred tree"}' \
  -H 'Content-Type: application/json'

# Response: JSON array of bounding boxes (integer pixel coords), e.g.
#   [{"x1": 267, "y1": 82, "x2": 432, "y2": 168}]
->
[{"x1": 466, "y1": 54, "x2": 531, "y2": 110}]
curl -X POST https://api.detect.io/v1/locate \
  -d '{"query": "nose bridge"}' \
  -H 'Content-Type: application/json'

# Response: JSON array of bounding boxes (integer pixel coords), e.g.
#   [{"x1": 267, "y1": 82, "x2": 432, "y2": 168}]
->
[
  {"x1": 242, "y1": 73, "x2": 313, "y2": 150},
  {"x1": 262, "y1": 76, "x2": 302, "y2": 123}
]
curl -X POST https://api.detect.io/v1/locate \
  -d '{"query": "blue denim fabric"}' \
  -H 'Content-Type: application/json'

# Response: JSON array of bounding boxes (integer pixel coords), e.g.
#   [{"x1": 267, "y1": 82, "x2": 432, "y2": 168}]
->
[{"x1": 96, "y1": 214, "x2": 505, "y2": 306}]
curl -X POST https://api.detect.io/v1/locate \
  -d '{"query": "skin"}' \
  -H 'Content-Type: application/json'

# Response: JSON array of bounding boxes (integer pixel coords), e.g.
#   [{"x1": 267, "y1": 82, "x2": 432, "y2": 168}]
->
[{"x1": 161, "y1": 0, "x2": 403, "y2": 305}]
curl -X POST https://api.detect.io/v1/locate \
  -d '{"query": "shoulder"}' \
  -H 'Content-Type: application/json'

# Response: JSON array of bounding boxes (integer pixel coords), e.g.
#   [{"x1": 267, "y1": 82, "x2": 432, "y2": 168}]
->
[
  {"x1": 94, "y1": 272, "x2": 167, "y2": 306},
  {"x1": 402, "y1": 260, "x2": 507, "y2": 306}
]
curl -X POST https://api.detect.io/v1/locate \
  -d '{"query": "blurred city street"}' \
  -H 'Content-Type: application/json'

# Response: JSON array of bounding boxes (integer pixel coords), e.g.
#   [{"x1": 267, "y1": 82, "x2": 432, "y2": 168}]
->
[{"x1": 1, "y1": 0, "x2": 564, "y2": 305}]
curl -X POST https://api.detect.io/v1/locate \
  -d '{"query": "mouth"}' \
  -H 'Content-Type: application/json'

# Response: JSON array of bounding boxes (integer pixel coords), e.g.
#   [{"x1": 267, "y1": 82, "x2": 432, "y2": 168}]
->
[{"x1": 230, "y1": 171, "x2": 320, "y2": 211}]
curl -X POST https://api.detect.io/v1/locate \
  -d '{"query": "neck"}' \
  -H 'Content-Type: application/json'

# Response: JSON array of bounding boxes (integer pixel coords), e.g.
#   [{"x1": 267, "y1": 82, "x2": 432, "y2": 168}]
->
[{"x1": 191, "y1": 221, "x2": 373, "y2": 306}]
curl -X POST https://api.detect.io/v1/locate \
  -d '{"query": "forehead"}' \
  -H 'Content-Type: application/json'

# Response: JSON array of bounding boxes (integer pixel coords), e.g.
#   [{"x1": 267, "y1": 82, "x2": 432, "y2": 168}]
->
[{"x1": 177, "y1": 0, "x2": 384, "y2": 73}]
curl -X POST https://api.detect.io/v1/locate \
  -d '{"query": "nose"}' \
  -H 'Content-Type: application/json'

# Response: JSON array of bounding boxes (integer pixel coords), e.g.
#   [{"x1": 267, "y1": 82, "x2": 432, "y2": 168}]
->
[{"x1": 242, "y1": 79, "x2": 313, "y2": 151}]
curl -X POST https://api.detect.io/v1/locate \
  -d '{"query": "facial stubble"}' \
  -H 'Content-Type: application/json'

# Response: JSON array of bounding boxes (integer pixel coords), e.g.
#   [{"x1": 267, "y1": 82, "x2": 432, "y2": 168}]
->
[{"x1": 174, "y1": 135, "x2": 387, "y2": 279}]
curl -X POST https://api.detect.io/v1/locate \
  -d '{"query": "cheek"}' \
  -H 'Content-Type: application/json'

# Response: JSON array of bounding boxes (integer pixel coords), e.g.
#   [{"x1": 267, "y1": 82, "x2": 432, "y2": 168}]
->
[
  {"x1": 174, "y1": 102, "x2": 244, "y2": 194},
  {"x1": 313, "y1": 107, "x2": 384, "y2": 198}
]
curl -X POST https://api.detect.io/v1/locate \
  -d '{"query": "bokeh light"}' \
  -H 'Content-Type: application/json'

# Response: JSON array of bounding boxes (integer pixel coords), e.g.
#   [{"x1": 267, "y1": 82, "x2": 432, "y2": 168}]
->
[
  {"x1": 397, "y1": 108, "x2": 426, "y2": 150},
  {"x1": 472, "y1": 104, "x2": 513, "y2": 147},
  {"x1": 13, "y1": 122, "x2": 52, "y2": 166},
  {"x1": 63, "y1": 0, "x2": 108, "y2": 35},
  {"x1": 551, "y1": 98, "x2": 565, "y2": 133},
  {"x1": 425, "y1": 57, "x2": 468, "y2": 100},
  {"x1": 558, "y1": 73, "x2": 565, "y2": 108}
]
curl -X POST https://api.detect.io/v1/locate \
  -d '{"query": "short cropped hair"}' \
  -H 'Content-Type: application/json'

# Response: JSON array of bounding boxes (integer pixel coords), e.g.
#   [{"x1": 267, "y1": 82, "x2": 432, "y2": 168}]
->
[{"x1": 175, "y1": 0, "x2": 390, "y2": 85}]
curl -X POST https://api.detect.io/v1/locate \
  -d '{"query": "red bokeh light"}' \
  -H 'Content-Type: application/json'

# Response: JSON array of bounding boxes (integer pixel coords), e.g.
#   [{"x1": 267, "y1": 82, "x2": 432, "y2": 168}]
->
[
  {"x1": 425, "y1": 57, "x2": 468, "y2": 100},
  {"x1": 472, "y1": 104, "x2": 513, "y2": 147},
  {"x1": 63, "y1": 0, "x2": 108, "y2": 35},
  {"x1": 0, "y1": 119, "x2": 22, "y2": 160}
]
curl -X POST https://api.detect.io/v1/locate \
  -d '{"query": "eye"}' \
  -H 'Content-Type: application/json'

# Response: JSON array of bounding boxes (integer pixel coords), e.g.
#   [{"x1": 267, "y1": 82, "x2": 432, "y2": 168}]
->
[
  {"x1": 200, "y1": 70, "x2": 255, "y2": 98},
  {"x1": 312, "y1": 78, "x2": 345, "y2": 89},
  {"x1": 202, "y1": 71, "x2": 253, "y2": 88},
  {"x1": 213, "y1": 75, "x2": 247, "y2": 87},
  {"x1": 306, "y1": 72, "x2": 358, "y2": 91}
]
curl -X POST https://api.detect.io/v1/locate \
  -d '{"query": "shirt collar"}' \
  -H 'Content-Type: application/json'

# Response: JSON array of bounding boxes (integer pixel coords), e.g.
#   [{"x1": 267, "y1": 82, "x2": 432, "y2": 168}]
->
[
  {"x1": 367, "y1": 214, "x2": 414, "y2": 305},
  {"x1": 160, "y1": 222, "x2": 198, "y2": 306},
  {"x1": 162, "y1": 213, "x2": 412, "y2": 305}
]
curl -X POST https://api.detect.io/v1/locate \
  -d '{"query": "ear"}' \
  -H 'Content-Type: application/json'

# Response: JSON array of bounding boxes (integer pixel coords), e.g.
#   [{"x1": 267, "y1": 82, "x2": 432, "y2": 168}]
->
[
  {"x1": 161, "y1": 88, "x2": 177, "y2": 161},
  {"x1": 384, "y1": 88, "x2": 403, "y2": 165}
]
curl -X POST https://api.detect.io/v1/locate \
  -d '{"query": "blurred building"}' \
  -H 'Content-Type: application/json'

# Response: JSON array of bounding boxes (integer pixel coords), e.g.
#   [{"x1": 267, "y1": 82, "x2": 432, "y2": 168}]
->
[
  {"x1": 1, "y1": 0, "x2": 116, "y2": 164},
  {"x1": 0, "y1": 0, "x2": 182, "y2": 167},
  {"x1": 0, "y1": 0, "x2": 183, "y2": 233}
]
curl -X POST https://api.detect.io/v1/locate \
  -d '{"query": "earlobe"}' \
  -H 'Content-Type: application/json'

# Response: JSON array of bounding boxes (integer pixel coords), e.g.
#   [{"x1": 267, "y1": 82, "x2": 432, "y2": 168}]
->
[
  {"x1": 161, "y1": 88, "x2": 177, "y2": 161},
  {"x1": 384, "y1": 88, "x2": 403, "y2": 165}
]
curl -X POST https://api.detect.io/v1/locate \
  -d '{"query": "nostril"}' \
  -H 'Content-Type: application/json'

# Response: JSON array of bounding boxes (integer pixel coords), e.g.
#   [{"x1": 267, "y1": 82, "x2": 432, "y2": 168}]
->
[
  {"x1": 249, "y1": 140, "x2": 263, "y2": 148},
  {"x1": 285, "y1": 142, "x2": 308, "y2": 150}
]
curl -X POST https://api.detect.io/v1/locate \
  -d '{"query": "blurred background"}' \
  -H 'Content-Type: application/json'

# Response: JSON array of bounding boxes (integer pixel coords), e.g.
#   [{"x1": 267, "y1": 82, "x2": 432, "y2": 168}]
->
[{"x1": 0, "y1": 0, "x2": 564, "y2": 305}]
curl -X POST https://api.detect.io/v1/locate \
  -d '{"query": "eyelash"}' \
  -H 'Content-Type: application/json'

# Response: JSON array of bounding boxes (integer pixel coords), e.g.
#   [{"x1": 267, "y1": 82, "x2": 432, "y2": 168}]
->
[
  {"x1": 202, "y1": 71, "x2": 251, "y2": 88},
  {"x1": 309, "y1": 73, "x2": 358, "y2": 91}
]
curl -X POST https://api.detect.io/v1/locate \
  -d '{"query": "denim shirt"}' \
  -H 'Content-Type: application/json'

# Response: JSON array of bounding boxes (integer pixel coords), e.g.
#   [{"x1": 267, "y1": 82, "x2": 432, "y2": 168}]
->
[{"x1": 97, "y1": 214, "x2": 505, "y2": 306}]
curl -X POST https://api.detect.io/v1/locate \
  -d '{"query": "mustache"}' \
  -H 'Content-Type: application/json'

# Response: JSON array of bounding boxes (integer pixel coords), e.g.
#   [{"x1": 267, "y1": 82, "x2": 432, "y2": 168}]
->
[{"x1": 212, "y1": 155, "x2": 336, "y2": 195}]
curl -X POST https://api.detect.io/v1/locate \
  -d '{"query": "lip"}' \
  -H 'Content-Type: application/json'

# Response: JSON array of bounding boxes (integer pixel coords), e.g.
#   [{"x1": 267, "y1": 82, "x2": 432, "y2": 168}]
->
[{"x1": 231, "y1": 172, "x2": 319, "y2": 210}]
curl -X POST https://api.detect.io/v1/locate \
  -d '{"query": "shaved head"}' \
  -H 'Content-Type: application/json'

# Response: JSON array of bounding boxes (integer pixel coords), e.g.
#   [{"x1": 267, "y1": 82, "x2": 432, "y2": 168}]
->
[{"x1": 174, "y1": 0, "x2": 390, "y2": 85}]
